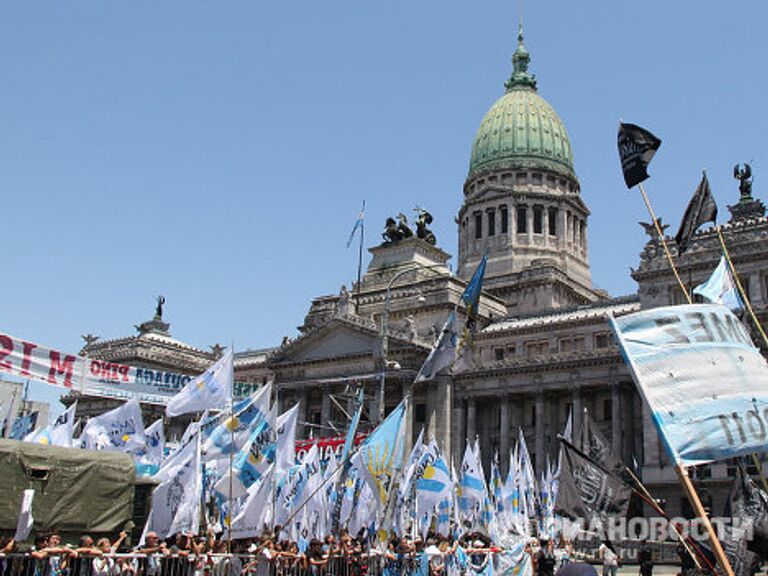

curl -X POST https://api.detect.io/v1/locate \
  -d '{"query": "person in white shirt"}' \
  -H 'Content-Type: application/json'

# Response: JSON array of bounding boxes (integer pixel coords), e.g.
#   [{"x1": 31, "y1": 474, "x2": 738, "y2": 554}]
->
[{"x1": 598, "y1": 541, "x2": 619, "y2": 576}]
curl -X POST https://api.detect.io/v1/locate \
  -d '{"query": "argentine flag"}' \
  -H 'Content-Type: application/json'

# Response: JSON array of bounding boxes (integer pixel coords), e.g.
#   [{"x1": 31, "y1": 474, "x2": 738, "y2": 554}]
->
[
  {"x1": 166, "y1": 349, "x2": 233, "y2": 417},
  {"x1": 203, "y1": 382, "x2": 271, "y2": 461},
  {"x1": 693, "y1": 255, "x2": 743, "y2": 312}
]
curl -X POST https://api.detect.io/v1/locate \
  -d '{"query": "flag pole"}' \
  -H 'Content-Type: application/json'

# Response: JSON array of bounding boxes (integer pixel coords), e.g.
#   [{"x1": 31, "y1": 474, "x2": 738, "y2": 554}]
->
[
  {"x1": 675, "y1": 463, "x2": 734, "y2": 576},
  {"x1": 715, "y1": 226, "x2": 768, "y2": 346},
  {"x1": 227, "y1": 342, "x2": 234, "y2": 557},
  {"x1": 355, "y1": 200, "x2": 365, "y2": 315},
  {"x1": 637, "y1": 183, "x2": 692, "y2": 304}
]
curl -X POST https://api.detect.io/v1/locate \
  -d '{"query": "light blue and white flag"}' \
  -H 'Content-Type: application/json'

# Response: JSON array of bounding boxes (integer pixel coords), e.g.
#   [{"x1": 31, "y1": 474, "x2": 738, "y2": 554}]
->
[
  {"x1": 24, "y1": 425, "x2": 51, "y2": 445},
  {"x1": 359, "y1": 399, "x2": 407, "y2": 508},
  {"x1": 415, "y1": 443, "x2": 452, "y2": 513},
  {"x1": 346, "y1": 201, "x2": 366, "y2": 248},
  {"x1": 10, "y1": 411, "x2": 38, "y2": 441},
  {"x1": 136, "y1": 418, "x2": 165, "y2": 476},
  {"x1": 80, "y1": 398, "x2": 146, "y2": 452},
  {"x1": 166, "y1": 349, "x2": 233, "y2": 417},
  {"x1": 226, "y1": 465, "x2": 274, "y2": 541},
  {"x1": 415, "y1": 311, "x2": 458, "y2": 382},
  {"x1": 203, "y1": 382, "x2": 272, "y2": 461},
  {"x1": 609, "y1": 303, "x2": 768, "y2": 465},
  {"x1": 458, "y1": 438, "x2": 486, "y2": 527},
  {"x1": 142, "y1": 434, "x2": 201, "y2": 540},
  {"x1": 693, "y1": 255, "x2": 743, "y2": 312}
]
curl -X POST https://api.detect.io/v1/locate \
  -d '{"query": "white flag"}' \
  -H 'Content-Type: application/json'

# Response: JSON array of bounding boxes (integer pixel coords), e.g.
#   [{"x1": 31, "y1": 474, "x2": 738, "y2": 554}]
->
[
  {"x1": 226, "y1": 465, "x2": 274, "y2": 540},
  {"x1": 693, "y1": 255, "x2": 743, "y2": 312},
  {"x1": 415, "y1": 311, "x2": 457, "y2": 382},
  {"x1": 49, "y1": 402, "x2": 77, "y2": 447},
  {"x1": 14, "y1": 489, "x2": 35, "y2": 542},
  {"x1": 142, "y1": 435, "x2": 201, "y2": 539},
  {"x1": 166, "y1": 349, "x2": 233, "y2": 417},
  {"x1": 136, "y1": 418, "x2": 165, "y2": 476},
  {"x1": 80, "y1": 398, "x2": 146, "y2": 452},
  {"x1": 276, "y1": 403, "x2": 299, "y2": 474}
]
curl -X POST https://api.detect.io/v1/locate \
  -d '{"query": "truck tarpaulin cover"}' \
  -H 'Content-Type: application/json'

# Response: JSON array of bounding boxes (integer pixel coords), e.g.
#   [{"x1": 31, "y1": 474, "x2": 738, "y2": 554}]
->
[{"x1": 0, "y1": 439, "x2": 135, "y2": 534}]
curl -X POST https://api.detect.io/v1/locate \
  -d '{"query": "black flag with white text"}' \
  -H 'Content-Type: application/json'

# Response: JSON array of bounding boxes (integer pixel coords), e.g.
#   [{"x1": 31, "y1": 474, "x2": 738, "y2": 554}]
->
[
  {"x1": 617, "y1": 122, "x2": 662, "y2": 188},
  {"x1": 675, "y1": 172, "x2": 718, "y2": 254}
]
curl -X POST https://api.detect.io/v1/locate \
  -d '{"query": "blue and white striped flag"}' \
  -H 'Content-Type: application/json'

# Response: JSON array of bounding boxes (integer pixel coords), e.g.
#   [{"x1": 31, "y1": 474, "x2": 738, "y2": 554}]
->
[
  {"x1": 166, "y1": 349, "x2": 233, "y2": 417},
  {"x1": 346, "y1": 201, "x2": 365, "y2": 248}
]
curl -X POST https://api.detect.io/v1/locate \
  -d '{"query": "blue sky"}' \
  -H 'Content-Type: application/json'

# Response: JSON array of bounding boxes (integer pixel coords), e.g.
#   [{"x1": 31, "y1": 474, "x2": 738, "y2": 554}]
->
[{"x1": 2, "y1": 1, "x2": 766, "y2": 418}]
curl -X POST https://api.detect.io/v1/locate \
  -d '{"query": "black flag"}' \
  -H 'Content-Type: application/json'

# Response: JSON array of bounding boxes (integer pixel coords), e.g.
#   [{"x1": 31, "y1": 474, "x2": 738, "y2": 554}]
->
[
  {"x1": 617, "y1": 122, "x2": 662, "y2": 188},
  {"x1": 576, "y1": 408, "x2": 625, "y2": 477},
  {"x1": 554, "y1": 438, "x2": 632, "y2": 526},
  {"x1": 675, "y1": 172, "x2": 718, "y2": 254},
  {"x1": 725, "y1": 464, "x2": 768, "y2": 559}
]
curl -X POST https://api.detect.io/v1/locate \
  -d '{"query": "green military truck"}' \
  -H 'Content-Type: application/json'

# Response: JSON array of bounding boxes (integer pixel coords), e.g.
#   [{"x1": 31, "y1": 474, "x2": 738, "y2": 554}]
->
[{"x1": 0, "y1": 438, "x2": 156, "y2": 544}]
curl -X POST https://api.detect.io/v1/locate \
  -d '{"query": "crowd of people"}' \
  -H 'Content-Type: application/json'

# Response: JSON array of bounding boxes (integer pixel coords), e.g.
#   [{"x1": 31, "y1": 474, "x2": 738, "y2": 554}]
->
[{"x1": 0, "y1": 530, "x2": 596, "y2": 576}]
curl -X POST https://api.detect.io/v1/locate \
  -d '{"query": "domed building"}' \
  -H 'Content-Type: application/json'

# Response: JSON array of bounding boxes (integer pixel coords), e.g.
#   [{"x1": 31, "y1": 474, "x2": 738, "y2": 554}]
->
[
  {"x1": 458, "y1": 26, "x2": 600, "y2": 314},
  {"x1": 74, "y1": 24, "x2": 768, "y2": 520}
]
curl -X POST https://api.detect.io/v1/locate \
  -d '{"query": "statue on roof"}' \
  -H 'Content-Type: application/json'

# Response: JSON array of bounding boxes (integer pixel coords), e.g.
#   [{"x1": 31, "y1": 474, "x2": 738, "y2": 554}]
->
[
  {"x1": 414, "y1": 207, "x2": 437, "y2": 245},
  {"x1": 155, "y1": 295, "x2": 166, "y2": 319},
  {"x1": 734, "y1": 163, "x2": 753, "y2": 201},
  {"x1": 81, "y1": 333, "x2": 100, "y2": 347},
  {"x1": 382, "y1": 213, "x2": 415, "y2": 243},
  {"x1": 638, "y1": 218, "x2": 669, "y2": 244}
]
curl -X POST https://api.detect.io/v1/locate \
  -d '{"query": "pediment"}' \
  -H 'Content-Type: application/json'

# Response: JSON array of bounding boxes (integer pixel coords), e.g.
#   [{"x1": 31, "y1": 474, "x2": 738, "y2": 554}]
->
[{"x1": 271, "y1": 320, "x2": 382, "y2": 365}]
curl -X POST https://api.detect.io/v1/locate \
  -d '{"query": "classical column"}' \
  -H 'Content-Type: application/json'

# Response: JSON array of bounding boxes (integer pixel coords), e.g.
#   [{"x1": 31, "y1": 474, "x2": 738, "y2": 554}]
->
[
  {"x1": 611, "y1": 383, "x2": 621, "y2": 454},
  {"x1": 321, "y1": 388, "x2": 331, "y2": 438},
  {"x1": 499, "y1": 396, "x2": 510, "y2": 477},
  {"x1": 402, "y1": 381, "x2": 413, "y2": 457},
  {"x1": 467, "y1": 397, "x2": 477, "y2": 444},
  {"x1": 453, "y1": 396, "x2": 465, "y2": 464},
  {"x1": 434, "y1": 375, "x2": 452, "y2": 459},
  {"x1": 526, "y1": 207, "x2": 534, "y2": 243},
  {"x1": 298, "y1": 388, "x2": 308, "y2": 439},
  {"x1": 571, "y1": 386, "x2": 583, "y2": 430},
  {"x1": 535, "y1": 393, "x2": 545, "y2": 473}
]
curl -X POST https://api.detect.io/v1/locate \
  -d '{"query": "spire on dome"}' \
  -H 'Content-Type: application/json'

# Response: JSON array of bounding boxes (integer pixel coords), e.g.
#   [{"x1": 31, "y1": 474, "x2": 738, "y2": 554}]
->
[{"x1": 505, "y1": 20, "x2": 537, "y2": 91}]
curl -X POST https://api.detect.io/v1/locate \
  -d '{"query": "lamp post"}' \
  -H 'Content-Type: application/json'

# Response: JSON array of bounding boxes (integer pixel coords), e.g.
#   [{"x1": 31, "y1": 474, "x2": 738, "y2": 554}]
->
[{"x1": 377, "y1": 262, "x2": 450, "y2": 423}]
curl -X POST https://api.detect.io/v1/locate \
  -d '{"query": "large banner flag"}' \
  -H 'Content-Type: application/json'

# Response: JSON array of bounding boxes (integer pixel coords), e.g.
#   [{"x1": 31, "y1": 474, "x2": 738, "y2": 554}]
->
[
  {"x1": 142, "y1": 435, "x2": 202, "y2": 540},
  {"x1": 166, "y1": 349, "x2": 233, "y2": 417},
  {"x1": 359, "y1": 399, "x2": 407, "y2": 508},
  {"x1": 0, "y1": 331, "x2": 195, "y2": 405},
  {"x1": 675, "y1": 172, "x2": 718, "y2": 255},
  {"x1": 609, "y1": 303, "x2": 768, "y2": 465},
  {"x1": 80, "y1": 398, "x2": 146, "y2": 452},
  {"x1": 694, "y1": 255, "x2": 742, "y2": 312},
  {"x1": 617, "y1": 122, "x2": 661, "y2": 189}
]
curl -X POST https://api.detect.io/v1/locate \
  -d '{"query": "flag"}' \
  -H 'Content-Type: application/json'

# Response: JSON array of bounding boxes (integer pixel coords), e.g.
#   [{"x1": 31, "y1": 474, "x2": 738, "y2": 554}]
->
[
  {"x1": 415, "y1": 310, "x2": 458, "y2": 382},
  {"x1": 725, "y1": 463, "x2": 768, "y2": 559},
  {"x1": 135, "y1": 418, "x2": 165, "y2": 476},
  {"x1": 80, "y1": 398, "x2": 146, "y2": 452},
  {"x1": 49, "y1": 402, "x2": 77, "y2": 447},
  {"x1": 458, "y1": 438, "x2": 486, "y2": 527},
  {"x1": 13, "y1": 489, "x2": 35, "y2": 542},
  {"x1": 617, "y1": 122, "x2": 661, "y2": 189},
  {"x1": 576, "y1": 408, "x2": 625, "y2": 477},
  {"x1": 142, "y1": 434, "x2": 202, "y2": 540},
  {"x1": 359, "y1": 399, "x2": 407, "y2": 508},
  {"x1": 694, "y1": 255, "x2": 742, "y2": 312},
  {"x1": 346, "y1": 201, "x2": 366, "y2": 248},
  {"x1": 226, "y1": 465, "x2": 274, "y2": 541},
  {"x1": 675, "y1": 172, "x2": 718, "y2": 255},
  {"x1": 461, "y1": 255, "x2": 488, "y2": 333},
  {"x1": 276, "y1": 403, "x2": 299, "y2": 474},
  {"x1": 166, "y1": 349, "x2": 233, "y2": 417},
  {"x1": 341, "y1": 386, "x2": 365, "y2": 463},
  {"x1": 9, "y1": 411, "x2": 38, "y2": 440},
  {"x1": 554, "y1": 438, "x2": 632, "y2": 528},
  {"x1": 203, "y1": 382, "x2": 272, "y2": 461},
  {"x1": 24, "y1": 425, "x2": 52, "y2": 445},
  {"x1": 415, "y1": 443, "x2": 453, "y2": 514}
]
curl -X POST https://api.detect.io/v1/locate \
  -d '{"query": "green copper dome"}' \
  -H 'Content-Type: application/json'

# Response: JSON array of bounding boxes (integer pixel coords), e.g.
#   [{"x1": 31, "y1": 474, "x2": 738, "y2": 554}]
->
[{"x1": 468, "y1": 26, "x2": 575, "y2": 180}]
